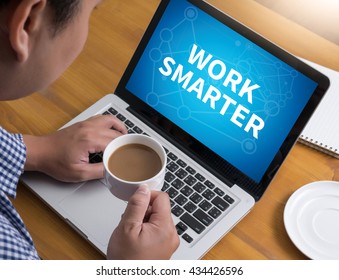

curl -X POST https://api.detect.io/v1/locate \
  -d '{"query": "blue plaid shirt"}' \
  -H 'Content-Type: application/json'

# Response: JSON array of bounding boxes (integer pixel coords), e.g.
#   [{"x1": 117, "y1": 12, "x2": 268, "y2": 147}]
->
[{"x1": 0, "y1": 127, "x2": 39, "y2": 259}]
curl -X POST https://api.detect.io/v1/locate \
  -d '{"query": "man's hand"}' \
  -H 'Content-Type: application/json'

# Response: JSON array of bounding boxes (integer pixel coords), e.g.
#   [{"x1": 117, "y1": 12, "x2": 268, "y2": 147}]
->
[
  {"x1": 107, "y1": 187, "x2": 180, "y2": 260},
  {"x1": 23, "y1": 115, "x2": 127, "y2": 182}
]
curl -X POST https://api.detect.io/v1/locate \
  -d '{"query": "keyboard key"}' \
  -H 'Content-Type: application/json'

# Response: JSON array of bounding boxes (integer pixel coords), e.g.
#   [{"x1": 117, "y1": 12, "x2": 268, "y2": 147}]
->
[
  {"x1": 176, "y1": 221, "x2": 188, "y2": 231},
  {"x1": 176, "y1": 222, "x2": 188, "y2": 235},
  {"x1": 175, "y1": 168, "x2": 188, "y2": 179},
  {"x1": 176, "y1": 159, "x2": 187, "y2": 168},
  {"x1": 212, "y1": 196, "x2": 230, "y2": 211},
  {"x1": 182, "y1": 233, "x2": 193, "y2": 243},
  {"x1": 133, "y1": 126, "x2": 143, "y2": 134},
  {"x1": 195, "y1": 173, "x2": 205, "y2": 182},
  {"x1": 193, "y1": 182, "x2": 206, "y2": 193},
  {"x1": 172, "y1": 205, "x2": 184, "y2": 217},
  {"x1": 204, "y1": 180, "x2": 215, "y2": 189},
  {"x1": 190, "y1": 193, "x2": 203, "y2": 204},
  {"x1": 199, "y1": 200, "x2": 212, "y2": 211},
  {"x1": 202, "y1": 189, "x2": 215, "y2": 200},
  {"x1": 168, "y1": 152, "x2": 178, "y2": 161},
  {"x1": 184, "y1": 201, "x2": 197, "y2": 213},
  {"x1": 175, "y1": 194, "x2": 188, "y2": 206},
  {"x1": 214, "y1": 187, "x2": 225, "y2": 197},
  {"x1": 165, "y1": 172, "x2": 176, "y2": 183},
  {"x1": 184, "y1": 175, "x2": 197, "y2": 186},
  {"x1": 167, "y1": 161, "x2": 180, "y2": 172},
  {"x1": 108, "y1": 107, "x2": 118, "y2": 115},
  {"x1": 89, "y1": 152, "x2": 103, "y2": 163},
  {"x1": 208, "y1": 207, "x2": 222, "y2": 219},
  {"x1": 185, "y1": 166, "x2": 196, "y2": 175},
  {"x1": 180, "y1": 186, "x2": 194, "y2": 197},
  {"x1": 161, "y1": 182, "x2": 170, "y2": 191},
  {"x1": 180, "y1": 213, "x2": 205, "y2": 234},
  {"x1": 224, "y1": 194, "x2": 235, "y2": 204},
  {"x1": 116, "y1": 113, "x2": 126, "y2": 121},
  {"x1": 125, "y1": 120, "x2": 134, "y2": 128},
  {"x1": 102, "y1": 111, "x2": 110, "y2": 115},
  {"x1": 167, "y1": 187, "x2": 178, "y2": 199},
  {"x1": 171, "y1": 178, "x2": 185, "y2": 190},
  {"x1": 176, "y1": 227, "x2": 185, "y2": 235},
  {"x1": 193, "y1": 209, "x2": 214, "y2": 226}
]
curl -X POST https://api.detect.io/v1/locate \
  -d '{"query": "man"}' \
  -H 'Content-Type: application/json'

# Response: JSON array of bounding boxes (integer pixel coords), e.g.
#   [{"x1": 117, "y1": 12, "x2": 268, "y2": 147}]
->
[{"x1": 0, "y1": 0, "x2": 179, "y2": 259}]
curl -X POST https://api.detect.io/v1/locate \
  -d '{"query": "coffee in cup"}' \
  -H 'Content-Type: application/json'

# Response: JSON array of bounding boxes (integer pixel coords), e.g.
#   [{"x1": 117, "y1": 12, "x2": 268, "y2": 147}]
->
[
  {"x1": 103, "y1": 134, "x2": 167, "y2": 200},
  {"x1": 108, "y1": 143, "x2": 162, "y2": 182}
]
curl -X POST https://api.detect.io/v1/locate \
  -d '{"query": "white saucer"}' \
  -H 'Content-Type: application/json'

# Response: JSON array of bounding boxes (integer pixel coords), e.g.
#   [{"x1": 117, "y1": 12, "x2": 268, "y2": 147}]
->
[{"x1": 284, "y1": 181, "x2": 339, "y2": 259}]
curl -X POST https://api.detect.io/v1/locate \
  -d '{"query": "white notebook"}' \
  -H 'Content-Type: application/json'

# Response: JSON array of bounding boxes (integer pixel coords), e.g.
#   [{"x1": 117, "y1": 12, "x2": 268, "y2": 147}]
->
[{"x1": 299, "y1": 58, "x2": 339, "y2": 158}]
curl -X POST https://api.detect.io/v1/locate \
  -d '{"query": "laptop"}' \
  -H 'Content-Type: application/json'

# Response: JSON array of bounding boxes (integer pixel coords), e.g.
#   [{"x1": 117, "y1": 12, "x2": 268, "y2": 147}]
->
[{"x1": 21, "y1": 0, "x2": 330, "y2": 259}]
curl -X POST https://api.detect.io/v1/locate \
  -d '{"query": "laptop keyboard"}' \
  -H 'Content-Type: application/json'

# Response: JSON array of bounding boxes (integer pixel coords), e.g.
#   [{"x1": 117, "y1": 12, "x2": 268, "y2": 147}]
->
[{"x1": 89, "y1": 107, "x2": 236, "y2": 245}]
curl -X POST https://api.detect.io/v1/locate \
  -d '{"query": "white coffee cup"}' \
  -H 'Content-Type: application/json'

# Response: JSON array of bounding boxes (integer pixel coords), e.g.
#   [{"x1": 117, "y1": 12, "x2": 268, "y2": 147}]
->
[{"x1": 103, "y1": 134, "x2": 167, "y2": 201}]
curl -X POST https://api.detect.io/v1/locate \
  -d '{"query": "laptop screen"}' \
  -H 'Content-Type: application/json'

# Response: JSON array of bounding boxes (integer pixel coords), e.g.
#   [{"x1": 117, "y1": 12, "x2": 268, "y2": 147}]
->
[{"x1": 118, "y1": 0, "x2": 329, "y2": 200}]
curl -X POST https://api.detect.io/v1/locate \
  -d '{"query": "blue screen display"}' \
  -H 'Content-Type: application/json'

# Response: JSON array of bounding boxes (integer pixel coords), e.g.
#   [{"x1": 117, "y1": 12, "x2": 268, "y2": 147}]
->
[{"x1": 126, "y1": 0, "x2": 318, "y2": 182}]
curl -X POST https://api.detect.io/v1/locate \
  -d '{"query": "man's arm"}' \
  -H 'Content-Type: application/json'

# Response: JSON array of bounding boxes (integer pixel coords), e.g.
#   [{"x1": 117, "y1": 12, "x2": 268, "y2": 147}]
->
[{"x1": 23, "y1": 115, "x2": 127, "y2": 182}]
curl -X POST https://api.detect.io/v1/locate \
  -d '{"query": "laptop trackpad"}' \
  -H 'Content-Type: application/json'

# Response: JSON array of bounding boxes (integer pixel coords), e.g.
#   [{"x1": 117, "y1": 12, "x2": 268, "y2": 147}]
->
[{"x1": 59, "y1": 180, "x2": 127, "y2": 249}]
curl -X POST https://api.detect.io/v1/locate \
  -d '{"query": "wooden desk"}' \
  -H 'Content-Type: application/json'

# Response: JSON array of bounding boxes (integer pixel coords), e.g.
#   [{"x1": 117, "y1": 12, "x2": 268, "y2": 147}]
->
[{"x1": 2, "y1": 0, "x2": 339, "y2": 259}]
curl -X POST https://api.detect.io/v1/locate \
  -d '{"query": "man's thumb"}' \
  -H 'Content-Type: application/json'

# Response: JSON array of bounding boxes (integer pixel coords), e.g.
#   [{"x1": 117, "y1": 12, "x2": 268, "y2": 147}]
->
[{"x1": 119, "y1": 186, "x2": 151, "y2": 232}]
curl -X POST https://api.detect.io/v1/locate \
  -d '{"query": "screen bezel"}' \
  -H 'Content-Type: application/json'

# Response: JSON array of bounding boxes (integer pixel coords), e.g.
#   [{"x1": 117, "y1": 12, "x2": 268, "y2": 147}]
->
[{"x1": 115, "y1": 0, "x2": 330, "y2": 200}]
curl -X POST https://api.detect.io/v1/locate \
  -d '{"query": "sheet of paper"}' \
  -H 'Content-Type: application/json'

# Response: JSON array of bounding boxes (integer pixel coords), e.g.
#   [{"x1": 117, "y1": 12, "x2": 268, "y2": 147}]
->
[{"x1": 299, "y1": 57, "x2": 339, "y2": 156}]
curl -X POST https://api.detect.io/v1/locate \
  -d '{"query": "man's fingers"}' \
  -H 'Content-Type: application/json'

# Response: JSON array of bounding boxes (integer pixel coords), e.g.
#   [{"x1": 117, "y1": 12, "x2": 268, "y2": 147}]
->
[
  {"x1": 83, "y1": 115, "x2": 128, "y2": 154},
  {"x1": 148, "y1": 191, "x2": 173, "y2": 224},
  {"x1": 77, "y1": 163, "x2": 105, "y2": 181},
  {"x1": 88, "y1": 115, "x2": 128, "y2": 134},
  {"x1": 119, "y1": 186, "x2": 151, "y2": 234}
]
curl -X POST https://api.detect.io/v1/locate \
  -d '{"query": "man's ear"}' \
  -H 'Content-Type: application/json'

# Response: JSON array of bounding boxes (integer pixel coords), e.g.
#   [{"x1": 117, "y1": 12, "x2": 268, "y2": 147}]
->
[{"x1": 8, "y1": 0, "x2": 47, "y2": 63}]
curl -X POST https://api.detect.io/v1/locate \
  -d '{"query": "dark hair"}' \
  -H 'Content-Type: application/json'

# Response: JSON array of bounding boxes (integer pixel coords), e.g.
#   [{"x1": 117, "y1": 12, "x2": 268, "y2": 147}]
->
[
  {"x1": 0, "y1": 0, "x2": 81, "y2": 36},
  {"x1": 47, "y1": 0, "x2": 81, "y2": 35}
]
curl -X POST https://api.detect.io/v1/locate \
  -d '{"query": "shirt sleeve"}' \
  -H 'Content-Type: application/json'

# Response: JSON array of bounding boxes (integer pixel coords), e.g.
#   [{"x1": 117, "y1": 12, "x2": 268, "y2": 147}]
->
[
  {"x1": 0, "y1": 127, "x2": 40, "y2": 259},
  {"x1": 0, "y1": 127, "x2": 26, "y2": 198}
]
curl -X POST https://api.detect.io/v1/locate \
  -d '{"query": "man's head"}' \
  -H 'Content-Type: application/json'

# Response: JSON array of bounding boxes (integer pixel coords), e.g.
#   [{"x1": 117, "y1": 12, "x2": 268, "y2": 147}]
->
[
  {"x1": 0, "y1": 0, "x2": 102, "y2": 100},
  {"x1": 0, "y1": 0, "x2": 81, "y2": 36}
]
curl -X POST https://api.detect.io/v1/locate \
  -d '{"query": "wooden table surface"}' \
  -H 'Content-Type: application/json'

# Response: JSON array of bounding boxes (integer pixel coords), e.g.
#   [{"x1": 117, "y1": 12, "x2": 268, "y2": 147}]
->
[{"x1": 1, "y1": 0, "x2": 339, "y2": 259}]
